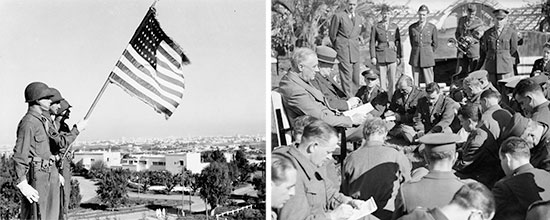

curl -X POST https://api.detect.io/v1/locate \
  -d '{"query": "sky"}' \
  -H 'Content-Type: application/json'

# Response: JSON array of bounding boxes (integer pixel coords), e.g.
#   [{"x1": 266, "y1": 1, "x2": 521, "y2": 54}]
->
[{"x1": 0, "y1": 0, "x2": 266, "y2": 146}]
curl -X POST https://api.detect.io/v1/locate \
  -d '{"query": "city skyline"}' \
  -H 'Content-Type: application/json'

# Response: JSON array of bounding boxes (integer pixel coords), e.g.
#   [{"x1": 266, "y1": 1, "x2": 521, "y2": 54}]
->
[{"x1": 0, "y1": 0, "x2": 266, "y2": 146}]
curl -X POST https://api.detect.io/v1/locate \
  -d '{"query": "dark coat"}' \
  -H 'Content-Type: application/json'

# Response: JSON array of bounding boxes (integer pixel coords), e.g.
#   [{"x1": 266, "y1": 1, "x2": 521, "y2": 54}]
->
[
  {"x1": 329, "y1": 9, "x2": 361, "y2": 63},
  {"x1": 370, "y1": 21, "x2": 402, "y2": 63},
  {"x1": 478, "y1": 25, "x2": 518, "y2": 74},
  {"x1": 389, "y1": 86, "x2": 426, "y2": 124},
  {"x1": 311, "y1": 72, "x2": 349, "y2": 111},
  {"x1": 408, "y1": 21, "x2": 438, "y2": 67},
  {"x1": 493, "y1": 164, "x2": 550, "y2": 220},
  {"x1": 531, "y1": 128, "x2": 550, "y2": 172},
  {"x1": 530, "y1": 58, "x2": 550, "y2": 77},
  {"x1": 355, "y1": 85, "x2": 389, "y2": 117},
  {"x1": 531, "y1": 101, "x2": 550, "y2": 127},
  {"x1": 455, "y1": 16, "x2": 485, "y2": 59},
  {"x1": 413, "y1": 95, "x2": 460, "y2": 133}
]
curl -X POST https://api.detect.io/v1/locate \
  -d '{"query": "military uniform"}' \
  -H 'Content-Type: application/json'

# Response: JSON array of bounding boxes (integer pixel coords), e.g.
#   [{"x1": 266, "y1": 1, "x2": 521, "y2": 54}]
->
[
  {"x1": 370, "y1": 21, "x2": 402, "y2": 95},
  {"x1": 388, "y1": 86, "x2": 426, "y2": 143},
  {"x1": 503, "y1": 113, "x2": 550, "y2": 172},
  {"x1": 480, "y1": 105, "x2": 512, "y2": 141},
  {"x1": 408, "y1": 21, "x2": 438, "y2": 85},
  {"x1": 355, "y1": 84, "x2": 389, "y2": 118},
  {"x1": 478, "y1": 24, "x2": 518, "y2": 87},
  {"x1": 413, "y1": 95, "x2": 459, "y2": 133},
  {"x1": 455, "y1": 15, "x2": 485, "y2": 75},
  {"x1": 329, "y1": 8, "x2": 362, "y2": 97},
  {"x1": 531, "y1": 58, "x2": 550, "y2": 77},
  {"x1": 531, "y1": 101, "x2": 550, "y2": 127}
]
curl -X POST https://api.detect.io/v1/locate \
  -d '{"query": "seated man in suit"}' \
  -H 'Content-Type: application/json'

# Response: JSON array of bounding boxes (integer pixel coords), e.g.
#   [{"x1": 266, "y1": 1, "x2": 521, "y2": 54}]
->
[
  {"x1": 278, "y1": 47, "x2": 366, "y2": 141},
  {"x1": 531, "y1": 42, "x2": 550, "y2": 77},
  {"x1": 386, "y1": 74, "x2": 426, "y2": 144},
  {"x1": 355, "y1": 68, "x2": 389, "y2": 117},
  {"x1": 493, "y1": 137, "x2": 550, "y2": 220},
  {"x1": 311, "y1": 46, "x2": 362, "y2": 111},
  {"x1": 413, "y1": 82, "x2": 460, "y2": 136}
]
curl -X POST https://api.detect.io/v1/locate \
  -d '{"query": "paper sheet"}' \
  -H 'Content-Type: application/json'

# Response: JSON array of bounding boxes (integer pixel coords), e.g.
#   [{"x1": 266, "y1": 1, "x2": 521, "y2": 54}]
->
[
  {"x1": 343, "y1": 103, "x2": 374, "y2": 117},
  {"x1": 347, "y1": 197, "x2": 378, "y2": 220}
]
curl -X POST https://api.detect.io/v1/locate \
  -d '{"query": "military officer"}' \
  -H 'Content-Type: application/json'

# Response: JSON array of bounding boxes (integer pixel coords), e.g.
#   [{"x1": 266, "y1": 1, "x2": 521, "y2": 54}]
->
[
  {"x1": 392, "y1": 133, "x2": 469, "y2": 219},
  {"x1": 408, "y1": 5, "x2": 438, "y2": 85},
  {"x1": 387, "y1": 75, "x2": 427, "y2": 144},
  {"x1": 477, "y1": 9, "x2": 518, "y2": 92},
  {"x1": 370, "y1": 4, "x2": 403, "y2": 96},
  {"x1": 455, "y1": 4, "x2": 485, "y2": 76},
  {"x1": 531, "y1": 42, "x2": 550, "y2": 77},
  {"x1": 413, "y1": 82, "x2": 460, "y2": 135},
  {"x1": 311, "y1": 46, "x2": 361, "y2": 111},
  {"x1": 329, "y1": 0, "x2": 362, "y2": 97},
  {"x1": 355, "y1": 68, "x2": 389, "y2": 117},
  {"x1": 514, "y1": 78, "x2": 550, "y2": 126}
]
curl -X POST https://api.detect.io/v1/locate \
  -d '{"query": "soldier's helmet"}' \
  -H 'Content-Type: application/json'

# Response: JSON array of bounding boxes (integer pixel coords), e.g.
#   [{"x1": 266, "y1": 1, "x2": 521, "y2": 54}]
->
[
  {"x1": 24, "y1": 82, "x2": 53, "y2": 103},
  {"x1": 49, "y1": 88, "x2": 65, "y2": 103},
  {"x1": 57, "y1": 99, "x2": 72, "y2": 116}
]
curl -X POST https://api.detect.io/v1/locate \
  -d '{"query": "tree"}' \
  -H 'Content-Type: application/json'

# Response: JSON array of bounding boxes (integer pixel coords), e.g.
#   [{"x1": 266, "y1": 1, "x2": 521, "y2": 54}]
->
[
  {"x1": 69, "y1": 178, "x2": 82, "y2": 209},
  {"x1": 88, "y1": 160, "x2": 107, "y2": 179},
  {"x1": 0, "y1": 154, "x2": 20, "y2": 219},
  {"x1": 196, "y1": 162, "x2": 233, "y2": 215},
  {"x1": 252, "y1": 172, "x2": 266, "y2": 204},
  {"x1": 233, "y1": 150, "x2": 252, "y2": 183},
  {"x1": 72, "y1": 160, "x2": 88, "y2": 176},
  {"x1": 96, "y1": 168, "x2": 130, "y2": 208},
  {"x1": 201, "y1": 149, "x2": 226, "y2": 163}
]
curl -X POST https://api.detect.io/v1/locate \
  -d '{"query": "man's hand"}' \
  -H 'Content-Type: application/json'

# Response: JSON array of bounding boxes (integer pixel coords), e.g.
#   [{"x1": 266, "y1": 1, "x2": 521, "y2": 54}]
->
[
  {"x1": 371, "y1": 57, "x2": 377, "y2": 66},
  {"x1": 17, "y1": 181, "x2": 39, "y2": 203},
  {"x1": 347, "y1": 199, "x2": 367, "y2": 209},
  {"x1": 75, "y1": 119, "x2": 89, "y2": 132},
  {"x1": 328, "y1": 203, "x2": 354, "y2": 220},
  {"x1": 347, "y1": 97, "x2": 361, "y2": 109},
  {"x1": 59, "y1": 174, "x2": 65, "y2": 186},
  {"x1": 350, "y1": 113, "x2": 367, "y2": 125}
]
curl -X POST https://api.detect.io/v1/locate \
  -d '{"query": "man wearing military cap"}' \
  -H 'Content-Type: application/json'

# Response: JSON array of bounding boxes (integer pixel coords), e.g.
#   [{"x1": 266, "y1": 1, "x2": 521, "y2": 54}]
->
[
  {"x1": 355, "y1": 68, "x2": 389, "y2": 117},
  {"x1": 477, "y1": 8, "x2": 518, "y2": 93},
  {"x1": 413, "y1": 82, "x2": 460, "y2": 135},
  {"x1": 514, "y1": 78, "x2": 550, "y2": 126},
  {"x1": 387, "y1": 74, "x2": 426, "y2": 144},
  {"x1": 393, "y1": 133, "x2": 469, "y2": 219},
  {"x1": 370, "y1": 4, "x2": 403, "y2": 96},
  {"x1": 408, "y1": 5, "x2": 438, "y2": 86},
  {"x1": 311, "y1": 46, "x2": 362, "y2": 111},
  {"x1": 455, "y1": 4, "x2": 486, "y2": 76},
  {"x1": 502, "y1": 113, "x2": 550, "y2": 172}
]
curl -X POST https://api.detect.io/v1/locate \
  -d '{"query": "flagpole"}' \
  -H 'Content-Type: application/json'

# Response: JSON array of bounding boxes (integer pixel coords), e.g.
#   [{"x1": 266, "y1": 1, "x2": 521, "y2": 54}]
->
[{"x1": 84, "y1": 75, "x2": 111, "y2": 120}]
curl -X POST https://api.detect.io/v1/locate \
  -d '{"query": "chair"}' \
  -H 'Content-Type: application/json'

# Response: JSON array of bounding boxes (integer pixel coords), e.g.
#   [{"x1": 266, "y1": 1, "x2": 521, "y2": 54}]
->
[{"x1": 271, "y1": 90, "x2": 292, "y2": 147}]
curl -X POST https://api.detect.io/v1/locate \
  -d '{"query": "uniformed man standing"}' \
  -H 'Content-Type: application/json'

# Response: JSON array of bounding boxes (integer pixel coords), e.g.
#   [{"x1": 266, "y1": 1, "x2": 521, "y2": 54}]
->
[
  {"x1": 408, "y1": 5, "x2": 438, "y2": 85},
  {"x1": 370, "y1": 5, "x2": 403, "y2": 96},
  {"x1": 455, "y1": 4, "x2": 485, "y2": 76},
  {"x1": 477, "y1": 9, "x2": 518, "y2": 92},
  {"x1": 329, "y1": 0, "x2": 362, "y2": 97}
]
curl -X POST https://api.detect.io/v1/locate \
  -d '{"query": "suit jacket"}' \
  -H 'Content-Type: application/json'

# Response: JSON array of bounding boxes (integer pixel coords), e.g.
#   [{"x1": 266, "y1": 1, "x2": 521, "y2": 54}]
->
[
  {"x1": 493, "y1": 164, "x2": 550, "y2": 220},
  {"x1": 278, "y1": 71, "x2": 353, "y2": 128},
  {"x1": 370, "y1": 21, "x2": 402, "y2": 63},
  {"x1": 389, "y1": 87, "x2": 426, "y2": 124},
  {"x1": 355, "y1": 85, "x2": 389, "y2": 117},
  {"x1": 478, "y1": 25, "x2": 518, "y2": 74},
  {"x1": 481, "y1": 105, "x2": 512, "y2": 141},
  {"x1": 311, "y1": 72, "x2": 349, "y2": 111},
  {"x1": 329, "y1": 9, "x2": 361, "y2": 63},
  {"x1": 455, "y1": 16, "x2": 484, "y2": 58},
  {"x1": 413, "y1": 95, "x2": 459, "y2": 133},
  {"x1": 408, "y1": 21, "x2": 438, "y2": 67},
  {"x1": 530, "y1": 58, "x2": 550, "y2": 77},
  {"x1": 532, "y1": 101, "x2": 550, "y2": 127}
]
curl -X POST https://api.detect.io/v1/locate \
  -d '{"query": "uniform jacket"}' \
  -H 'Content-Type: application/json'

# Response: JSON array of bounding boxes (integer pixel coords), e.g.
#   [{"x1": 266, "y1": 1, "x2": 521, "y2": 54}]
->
[
  {"x1": 530, "y1": 58, "x2": 550, "y2": 77},
  {"x1": 531, "y1": 101, "x2": 550, "y2": 127},
  {"x1": 478, "y1": 25, "x2": 518, "y2": 74},
  {"x1": 278, "y1": 71, "x2": 354, "y2": 128},
  {"x1": 493, "y1": 164, "x2": 550, "y2": 220},
  {"x1": 342, "y1": 141, "x2": 411, "y2": 220},
  {"x1": 355, "y1": 85, "x2": 389, "y2": 117},
  {"x1": 531, "y1": 126, "x2": 550, "y2": 172},
  {"x1": 480, "y1": 105, "x2": 512, "y2": 141},
  {"x1": 455, "y1": 16, "x2": 485, "y2": 58},
  {"x1": 408, "y1": 21, "x2": 438, "y2": 67},
  {"x1": 413, "y1": 95, "x2": 459, "y2": 133},
  {"x1": 311, "y1": 72, "x2": 350, "y2": 111},
  {"x1": 454, "y1": 125, "x2": 504, "y2": 188},
  {"x1": 389, "y1": 87, "x2": 426, "y2": 124},
  {"x1": 370, "y1": 21, "x2": 403, "y2": 63},
  {"x1": 43, "y1": 111, "x2": 79, "y2": 155},
  {"x1": 276, "y1": 146, "x2": 352, "y2": 220},
  {"x1": 393, "y1": 171, "x2": 466, "y2": 219},
  {"x1": 329, "y1": 9, "x2": 361, "y2": 63},
  {"x1": 398, "y1": 208, "x2": 449, "y2": 220}
]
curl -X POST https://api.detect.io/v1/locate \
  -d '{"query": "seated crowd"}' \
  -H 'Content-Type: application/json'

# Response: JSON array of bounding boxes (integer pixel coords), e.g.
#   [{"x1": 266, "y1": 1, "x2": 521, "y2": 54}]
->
[{"x1": 271, "y1": 46, "x2": 550, "y2": 220}]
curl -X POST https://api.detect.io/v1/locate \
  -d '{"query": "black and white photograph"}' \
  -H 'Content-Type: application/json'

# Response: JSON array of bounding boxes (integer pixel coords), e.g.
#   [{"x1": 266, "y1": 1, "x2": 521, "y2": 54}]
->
[{"x1": 0, "y1": 0, "x2": 266, "y2": 219}]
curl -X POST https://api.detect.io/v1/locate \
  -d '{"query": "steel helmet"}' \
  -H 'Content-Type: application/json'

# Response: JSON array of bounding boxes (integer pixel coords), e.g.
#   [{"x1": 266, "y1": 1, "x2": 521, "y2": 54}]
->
[
  {"x1": 24, "y1": 82, "x2": 53, "y2": 103},
  {"x1": 49, "y1": 88, "x2": 64, "y2": 103},
  {"x1": 57, "y1": 99, "x2": 72, "y2": 116}
]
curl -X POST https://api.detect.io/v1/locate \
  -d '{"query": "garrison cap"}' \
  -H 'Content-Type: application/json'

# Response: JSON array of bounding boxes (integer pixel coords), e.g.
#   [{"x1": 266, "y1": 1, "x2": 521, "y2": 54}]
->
[
  {"x1": 493, "y1": 9, "x2": 509, "y2": 19},
  {"x1": 418, "y1": 5, "x2": 429, "y2": 13},
  {"x1": 502, "y1": 113, "x2": 531, "y2": 137},
  {"x1": 467, "y1": 4, "x2": 477, "y2": 12},
  {"x1": 315, "y1": 46, "x2": 338, "y2": 64},
  {"x1": 531, "y1": 74, "x2": 549, "y2": 85},
  {"x1": 468, "y1": 70, "x2": 488, "y2": 80},
  {"x1": 49, "y1": 88, "x2": 64, "y2": 103},
  {"x1": 418, "y1": 133, "x2": 460, "y2": 153}
]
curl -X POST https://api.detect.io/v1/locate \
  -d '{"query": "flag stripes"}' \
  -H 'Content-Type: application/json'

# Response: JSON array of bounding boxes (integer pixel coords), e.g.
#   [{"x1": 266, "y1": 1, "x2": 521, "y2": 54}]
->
[{"x1": 108, "y1": 6, "x2": 189, "y2": 118}]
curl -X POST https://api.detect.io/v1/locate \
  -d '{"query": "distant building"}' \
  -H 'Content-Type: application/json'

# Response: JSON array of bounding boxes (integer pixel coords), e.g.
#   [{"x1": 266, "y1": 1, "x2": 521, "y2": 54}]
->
[
  {"x1": 73, "y1": 150, "x2": 121, "y2": 170},
  {"x1": 121, "y1": 154, "x2": 166, "y2": 172},
  {"x1": 166, "y1": 152, "x2": 209, "y2": 174}
]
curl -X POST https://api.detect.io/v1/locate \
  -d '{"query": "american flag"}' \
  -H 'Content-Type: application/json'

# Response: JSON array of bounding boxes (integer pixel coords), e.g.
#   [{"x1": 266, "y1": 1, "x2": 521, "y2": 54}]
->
[{"x1": 109, "y1": 6, "x2": 190, "y2": 118}]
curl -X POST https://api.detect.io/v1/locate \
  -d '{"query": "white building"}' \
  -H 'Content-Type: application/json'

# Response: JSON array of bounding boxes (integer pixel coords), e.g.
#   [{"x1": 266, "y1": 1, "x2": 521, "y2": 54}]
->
[
  {"x1": 73, "y1": 150, "x2": 121, "y2": 170},
  {"x1": 165, "y1": 152, "x2": 209, "y2": 174},
  {"x1": 121, "y1": 154, "x2": 166, "y2": 172}
]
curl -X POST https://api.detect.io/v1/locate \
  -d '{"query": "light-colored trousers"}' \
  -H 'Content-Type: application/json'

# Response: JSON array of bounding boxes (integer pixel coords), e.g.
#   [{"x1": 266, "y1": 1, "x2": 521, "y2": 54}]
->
[
  {"x1": 379, "y1": 62, "x2": 398, "y2": 97},
  {"x1": 412, "y1": 66, "x2": 434, "y2": 86}
]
